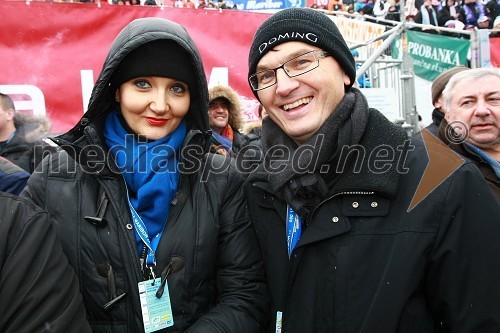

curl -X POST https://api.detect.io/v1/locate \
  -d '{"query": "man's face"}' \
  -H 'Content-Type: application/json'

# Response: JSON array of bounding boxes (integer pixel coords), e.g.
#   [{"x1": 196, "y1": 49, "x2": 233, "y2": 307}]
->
[
  {"x1": 445, "y1": 75, "x2": 500, "y2": 151},
  {"x1": 0, "y1": 104, "x2": 14, "y2": 136},
  {"x1": 255, "y1": 41, "x2": 351, "y2": 145},
  {"x1": 208, "y1": 98, "x2": 230, "y2": 133}
]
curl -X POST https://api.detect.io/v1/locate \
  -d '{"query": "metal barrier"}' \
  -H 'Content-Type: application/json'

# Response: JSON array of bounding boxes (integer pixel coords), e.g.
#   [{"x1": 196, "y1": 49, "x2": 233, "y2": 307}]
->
[{"x1": 323, "y1": 10, "x2": 497, "y2": 136}]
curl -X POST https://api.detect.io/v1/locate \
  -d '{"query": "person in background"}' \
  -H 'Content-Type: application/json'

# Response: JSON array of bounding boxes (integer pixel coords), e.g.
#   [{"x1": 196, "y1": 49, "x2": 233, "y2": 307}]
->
[
  {"x1": 245, "y1": 8, "x2": 500, "y2": 332},
  {"x1": 437, "y1": 0, "x2": 461, "y2": 26},
  {"x1": 237, "y1": 105, "x2": 267, "y2": 176},
  {"x1": 242, "y1": 104, "x2": 266, "y2": 147},
  {"x1": 414, "y1": 0, "x2": 440, "y2": 33},
  {"x1": 460, "y1": 0, "x2": 489, "y2": 30},
  {"x1": 426, "y1": 66, "x2": 470, "y2": 136},
  {"x1": 0, "y1": 93, "x2": 51, "y2": 173},
  {"x1": 21, "y1": 17, "x2": 268, "y2": 332},
  {"x1": 0, "y1": 191, "x2": 90, "y2": 332},
  {"x1": 208, "y1": 84, "x2": 247, "y2": 156},
  {"x1": 491, "y1": 15, "x2": 500, "y2": 36},
  {"x1": 373, "y1": 0, "x2": 389, "y2": 19},
  {"x1": 0, "y1": 156, "x2": 29, "y2": 195},
  {"x1": 439, "y1": 68, "x2": 500, "y2": 202},
  {"x1": 352, "y1": 49, "x2": 371, "y2": 88},
  {"x1": 385, "y1": 0, "x2": 401, "y2": 21}
]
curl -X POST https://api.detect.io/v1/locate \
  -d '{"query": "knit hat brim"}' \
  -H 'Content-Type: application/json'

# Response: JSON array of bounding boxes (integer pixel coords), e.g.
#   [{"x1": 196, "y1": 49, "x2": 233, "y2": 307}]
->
[
  {"x1": 431, "y1": 66, "x2": 470, "y2": 105},
  {"x1": 110, "y1": 40, "x2": 196, "y2": 92}
]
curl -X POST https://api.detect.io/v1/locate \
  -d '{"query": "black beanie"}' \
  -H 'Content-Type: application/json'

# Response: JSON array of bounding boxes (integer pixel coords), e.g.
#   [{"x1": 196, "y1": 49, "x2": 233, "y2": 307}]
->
[
  {"x1": 248, "y1": 8, "x2": 355, "y2": 98},
  {"x1": 111, "y1": 40, "x2": 197, "y2": 91}
]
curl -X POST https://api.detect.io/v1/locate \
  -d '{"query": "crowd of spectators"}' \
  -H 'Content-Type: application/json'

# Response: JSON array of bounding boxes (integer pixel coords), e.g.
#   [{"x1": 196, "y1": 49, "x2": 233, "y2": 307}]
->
[
  {"x1": 28, "y1": 0, "x2": 500, "y2": 30},
  {"x1": 311, "y1": 0, "x2": 499, "y2": 32},
  {"x1": 46, "y1": 0, "x2": 238, "y2": 9}
]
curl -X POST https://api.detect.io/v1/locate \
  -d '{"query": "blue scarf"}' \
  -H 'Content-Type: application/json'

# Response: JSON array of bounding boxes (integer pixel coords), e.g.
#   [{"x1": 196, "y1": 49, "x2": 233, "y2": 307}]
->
[
  {"x1": 465, "y1": 142, "x2": 500, "y2": 179},
  {"x1": 103, "y1": 111, "x2": 187, "y2": 253},
  {"x1": 420, "y1": 4, "x2": 438, "y2": 26}
]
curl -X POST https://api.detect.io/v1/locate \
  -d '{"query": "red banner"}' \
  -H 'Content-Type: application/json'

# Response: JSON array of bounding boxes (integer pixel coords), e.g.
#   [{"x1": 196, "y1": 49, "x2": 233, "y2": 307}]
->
[
  {"x1": 490, "y1": 37, "x2": 500, "y2": 68},
  {"x1": 0, "y1": 2, "x2": 269, "y2": 133}
]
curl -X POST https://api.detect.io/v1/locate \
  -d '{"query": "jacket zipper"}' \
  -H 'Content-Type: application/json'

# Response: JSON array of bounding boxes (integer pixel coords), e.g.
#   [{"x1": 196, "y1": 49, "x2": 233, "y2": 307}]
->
[{"x1": 282, "y1": 190, "x2": 374, "y2": 331}]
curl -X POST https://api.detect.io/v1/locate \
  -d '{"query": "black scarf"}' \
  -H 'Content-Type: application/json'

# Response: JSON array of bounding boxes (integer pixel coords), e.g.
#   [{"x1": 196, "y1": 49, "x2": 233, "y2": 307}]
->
[{"x1": 256, "y1": 88, "x2": 369, "y2": 221}]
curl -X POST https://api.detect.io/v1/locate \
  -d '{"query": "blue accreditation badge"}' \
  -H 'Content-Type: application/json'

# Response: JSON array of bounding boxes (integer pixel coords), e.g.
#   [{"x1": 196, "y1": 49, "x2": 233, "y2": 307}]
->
[
  {"x1": 286, "y1": 205, "x2": 302, "y2": 258},
  {"x1": 275, "y1": 311, "x2": 283, "y2": 333},
  {"x1": 138, "y1": 278, "x2": 174, "y2": 332}
]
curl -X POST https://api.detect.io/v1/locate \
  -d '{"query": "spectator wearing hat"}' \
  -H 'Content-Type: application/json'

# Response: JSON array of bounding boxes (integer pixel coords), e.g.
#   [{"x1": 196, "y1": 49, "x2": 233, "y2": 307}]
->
[
  {"x1": 245, "y1": 7, "x2": 500, "y2": 332},
  {"x1": 208, "y1": 84, "x2": 247, "y2": 156},
  {"x1": 352, "y1": 50, "x2": 371, "y2": 88},
  {"x1": 426, "y1": 66, "x2": 470, "y2": 136}
]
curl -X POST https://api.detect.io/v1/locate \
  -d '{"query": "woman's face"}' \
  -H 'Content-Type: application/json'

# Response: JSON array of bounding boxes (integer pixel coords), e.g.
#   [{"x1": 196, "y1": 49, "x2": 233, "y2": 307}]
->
[{"x1": 116, "y1": 76, "x2": 190, "y2": 141}]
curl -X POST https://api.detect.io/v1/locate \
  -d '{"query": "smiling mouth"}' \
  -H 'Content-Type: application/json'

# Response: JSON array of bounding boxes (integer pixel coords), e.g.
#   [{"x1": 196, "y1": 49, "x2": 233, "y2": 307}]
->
[
  {"x1": 146, "y1": 117, "x2": 168, "y2": 126},
  {"x1": 282, "y1": 97, "x2": 312, "y2": 111}
]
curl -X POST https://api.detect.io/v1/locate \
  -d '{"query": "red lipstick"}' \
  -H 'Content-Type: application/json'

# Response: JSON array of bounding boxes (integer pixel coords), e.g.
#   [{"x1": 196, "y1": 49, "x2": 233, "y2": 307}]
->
[{"x1": 146, "y1": 117, "x2": 168, "y2": 127}]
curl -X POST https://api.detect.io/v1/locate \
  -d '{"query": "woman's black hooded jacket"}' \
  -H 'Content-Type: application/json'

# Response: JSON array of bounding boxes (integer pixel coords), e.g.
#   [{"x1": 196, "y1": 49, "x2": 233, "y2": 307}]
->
[{"x1": 21, "y1": 17, "x2": 269, "y2": 333}]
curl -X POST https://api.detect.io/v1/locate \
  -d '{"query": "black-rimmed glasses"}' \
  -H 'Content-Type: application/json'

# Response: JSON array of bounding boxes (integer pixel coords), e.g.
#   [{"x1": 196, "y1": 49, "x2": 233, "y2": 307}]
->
[{"x1": 249, "y1": 50, "x2": 331, "y2": 92}]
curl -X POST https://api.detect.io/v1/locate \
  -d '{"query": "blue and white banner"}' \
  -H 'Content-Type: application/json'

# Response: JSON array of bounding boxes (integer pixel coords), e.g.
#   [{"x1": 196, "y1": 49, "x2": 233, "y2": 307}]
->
[{"x1": 233, "y1": 0, "x2": 305, "y2": 11}]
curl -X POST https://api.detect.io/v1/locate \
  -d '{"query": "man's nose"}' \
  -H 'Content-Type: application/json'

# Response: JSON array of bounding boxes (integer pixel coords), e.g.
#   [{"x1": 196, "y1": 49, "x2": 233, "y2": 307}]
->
[
  {"x1": 475, "y1": 100, "x2": 492, "y2": 116},
  {"x1": 275, "y1": 68, "x2": 299, "y2": 96}
]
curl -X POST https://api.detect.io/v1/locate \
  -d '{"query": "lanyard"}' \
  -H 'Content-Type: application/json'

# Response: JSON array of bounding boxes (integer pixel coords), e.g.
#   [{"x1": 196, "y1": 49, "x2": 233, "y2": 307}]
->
[
  {"x1": 286, "y1": 205, "x2": 302, "y2": 258},
  {"x1": 125, "y1": 185, "x2": 163, "y2": 267}
]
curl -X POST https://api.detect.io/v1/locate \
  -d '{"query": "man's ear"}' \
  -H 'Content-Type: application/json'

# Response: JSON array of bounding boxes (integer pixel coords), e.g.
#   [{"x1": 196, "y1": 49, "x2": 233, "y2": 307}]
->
[
  {"x1": 444, "y1": 109, "x2": 451, "y2": 121},
  {"x1": 5, "y1": 108, "x2": 15, "y2": 121},
  {"x1": 344, "y1": 73, "x2": 351, "y2": 86}
]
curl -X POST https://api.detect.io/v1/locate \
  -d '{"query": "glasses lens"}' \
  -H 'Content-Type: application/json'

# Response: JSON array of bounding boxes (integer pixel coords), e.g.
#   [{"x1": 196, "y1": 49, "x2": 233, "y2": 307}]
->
[
  {"x1": 284, "y1": 52, "x2": 319, "y2": 77},
  {"x1": 250, "y1": 70, "x2": 276, "y2": 91}
]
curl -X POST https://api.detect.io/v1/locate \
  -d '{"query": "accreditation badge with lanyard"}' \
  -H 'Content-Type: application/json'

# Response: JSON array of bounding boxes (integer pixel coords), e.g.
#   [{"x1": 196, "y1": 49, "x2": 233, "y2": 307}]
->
[
  {"x1": 126, "y1": 186, "x2": 174, "y2": 333},
  {"x1": 277, "y1": 205, "x2": 303, "y2": 333}
]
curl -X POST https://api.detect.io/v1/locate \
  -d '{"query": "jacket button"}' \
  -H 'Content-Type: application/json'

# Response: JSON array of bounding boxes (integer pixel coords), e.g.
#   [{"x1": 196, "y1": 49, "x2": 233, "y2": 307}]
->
[
  {"x1": 371, "y1": 201, "x2": 378, "y2": 208},
  {"x1": 352, "y1": 202, "x2": 359, "y2": 208},
  {"x1": 126, "y1": 224, "x2": 133, "y2": 230},
  {"x1": 332, "y1": 216, "x2": 339, "y2": 223}
]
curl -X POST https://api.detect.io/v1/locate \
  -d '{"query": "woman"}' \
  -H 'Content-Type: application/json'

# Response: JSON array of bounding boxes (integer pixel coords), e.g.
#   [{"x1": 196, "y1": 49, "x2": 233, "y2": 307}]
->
[{"x1": 21, "y1": 17, "x2": 268, "y2": 332}]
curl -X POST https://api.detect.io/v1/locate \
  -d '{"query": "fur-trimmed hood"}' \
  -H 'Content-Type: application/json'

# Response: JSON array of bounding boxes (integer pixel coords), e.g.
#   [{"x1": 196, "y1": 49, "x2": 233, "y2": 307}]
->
[
  {"x1": 13, "y1": 112, "x2": 51, "y2": 143},
  {"x1": 209, "y1": 85, "x2": 244, "y2": 131}
]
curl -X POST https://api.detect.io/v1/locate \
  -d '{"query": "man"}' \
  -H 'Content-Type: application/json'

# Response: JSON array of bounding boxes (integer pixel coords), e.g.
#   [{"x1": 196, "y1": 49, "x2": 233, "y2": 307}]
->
[
  {"x1": 426, "y1": 66, "x2": 469, "y2": 136},
  {"x1": 0, "y1": 191, "x2": 90, "y2": 332},
  {"x1": 440, "y1": 68, "x2": 500, "y2": 201},
  {"x1": 0, "y1": 93, "x2": 51, "y2": 172},
  {"x1": 208, "y1": 84, "x2": 247, "y2": 156},
  {"x1": 245, "y1": 8, "x2": 500, "y2": 332},
  {"x1": 414, "y1": 0, "x2": 440, "y2": 33}
]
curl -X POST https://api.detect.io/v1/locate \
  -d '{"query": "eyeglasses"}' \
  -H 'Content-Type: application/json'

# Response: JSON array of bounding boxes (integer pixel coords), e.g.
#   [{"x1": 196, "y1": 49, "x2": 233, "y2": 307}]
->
[{"x1": 249, "y1": 50, "x2": 331, "y2": 91}]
